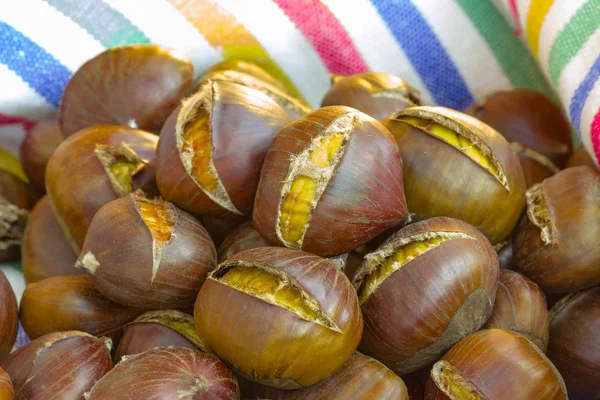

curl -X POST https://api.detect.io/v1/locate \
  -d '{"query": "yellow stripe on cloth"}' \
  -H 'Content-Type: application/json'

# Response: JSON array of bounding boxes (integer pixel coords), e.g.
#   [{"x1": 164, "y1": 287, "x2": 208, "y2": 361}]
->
[
  {"x1": 168, "y1": 0, "x2": 304, "y2": 101},
  {"x1": 525, "y1": 0, "x2": 556, "y2": 58},
  {"x1": 0, "y1": 146, "x2": 27, "y2": 182}
]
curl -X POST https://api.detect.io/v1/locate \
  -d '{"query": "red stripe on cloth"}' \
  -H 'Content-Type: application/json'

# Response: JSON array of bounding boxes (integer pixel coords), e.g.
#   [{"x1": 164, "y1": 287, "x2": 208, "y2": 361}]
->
[
  {"x1": 591, "y1": 109, "x2": 600, "y2": 165},
  {"x1": 273, "y1": 0, "x2": 369, "y2": 75},
  {"x1": 0, "y1": 112, "x2": 36, "y2": 130}
]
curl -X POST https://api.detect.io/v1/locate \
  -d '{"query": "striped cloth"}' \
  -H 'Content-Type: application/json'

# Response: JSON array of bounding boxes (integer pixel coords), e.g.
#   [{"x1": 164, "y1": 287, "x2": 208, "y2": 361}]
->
[{"x1": 0, "y1": 0, "x2": 598, "y2": 160}]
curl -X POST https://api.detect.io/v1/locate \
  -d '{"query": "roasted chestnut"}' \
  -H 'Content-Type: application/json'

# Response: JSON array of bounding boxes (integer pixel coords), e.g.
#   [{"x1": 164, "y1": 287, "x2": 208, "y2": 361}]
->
[
  {"x1": 484, "y1": 269, "x2": 549, "y2": 350},
  {"x1": 60, "y1": 45, "x2": 194, "y2": 136},
  {"x1": 20, "y1": 275, "x2": 145, "y2": 340},
  {"x1": 254, "y1": 106, "x2": 409, "y2": 256},
  {"x1": 45, "y1": 125, "x2": 158, "y2": 253},
  {"x1": 156, "y1": 79, "x2": 292, "y2": 217},
  {"x1": 494, "y1": 239, "x2": 514, "y2": 270},
  {"x1": 546, "y1": 287, "x2": 600, "y2": 399},
  {"x1": 566, "y1": 146, "x2": 598, "y2": 170},
  {"x1": 199, "y1": 214, "x2": 248, "y2": 248},
  {"x1": 85, "y1": 347, "x2": 239, "y2": 399},
  {"x1": 76, "y1": 191, "x2": 216, "y2": 308},
  {"x1": 202, "y1": 69, "x2": 312, "y2": 119},
  {"x1": 467, "y1": 89, "x2": 573, "y2": 167},
  {"x1": 21, "y1": 196, "x2": 80, "y2": 284},
  {"x1": 513, "y1": 166, "x2": 600, "y2": 293},
  {"x1": 1, "y1": 331, "x2": 113, "y2": 399},
  {"x1": 202, "y1": 59, "x2": 289, "y2": 94},
  {"x1": 0, "y1": 169, "x2": 38, "y2": 210},
  {"x1": 353, "y1": 217, "x2": 499, "y2": 375},
  {"x1": 425, "y1": 329, "x2": 567, "y2": 400},
  {"x1": 321, "y1": 72, "x2": 421, "y2": 120},
  {"x1": 115, "y1": 309, "x2": 208, "y2": 362},
  {"x1": 217, "y1": 221, "x2": 270, "y2": 263},
  {"x1": 0, "y1": 269, "x2": 17, "y2": 359},
  {"x1": 0, "y1": 368, "x2": 12, "y2": 400},
  {"x1": 19, "y1": 120, "x2": 64, "y2": 193},
  {"x1": 384, "y1": 106, "x2": 526, "y2": 244},
  {"x1": 194, "y1": 247, "x2": 363, "y2": 389},
  {"x1": 241, "y1": 352, "x2": 408, "y2": 399}
]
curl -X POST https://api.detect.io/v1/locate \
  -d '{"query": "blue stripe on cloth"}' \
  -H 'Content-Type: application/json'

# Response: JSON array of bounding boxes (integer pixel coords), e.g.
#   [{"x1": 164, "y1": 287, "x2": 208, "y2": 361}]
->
[
  {"x1": 569, "y1": 55, "x2": 600, "y2": 137},
  {"x1": 369, "y1": 0, "x2": 474, "y2": 110},
  {"x1": 0, "y1": 21, "x2": 71, "y2": 107}
]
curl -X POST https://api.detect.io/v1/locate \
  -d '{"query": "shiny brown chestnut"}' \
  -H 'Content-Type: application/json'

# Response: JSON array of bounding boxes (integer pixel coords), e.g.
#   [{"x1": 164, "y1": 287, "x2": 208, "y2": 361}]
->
[
  {"x1": 384, "y1": 106, "x2": 526, "y2": 244},
  {"x1": 85, "y1": 347, "x2": 239, "y2": 400},
  {"x1": 76, "y1": 191, "x2": 216, "y2": 308},
  {"x1": 45, "y1": 125, "x2": 157, "y2": 253},
  {"x1": 321, "y1": 72, "x2": 421, "y2": 120},
  {"x1": 60, "y1": 45, "x2": 194, "y2": 136},
  {"x1": 199, "y1": 214, "x2": 248, "y2": 248},
  {"x1": 425, "y1": 329, "x2": 567, "y2": 399},
  {"x1": 194, "y1": 247, "x2": 363, "y2": 389},
  {"x1": 566, "y1": 146, "x2": 599, "y2": 170},
  {"x1": 20, "y1": 275, "x2": 145, "y2": 340},
  {"x1": 467, "y1": 89, "x2": 573, "y2": 167},
  {"x1": 202, "y1": 70, "x2": 312, "y2": 119},
  {"x1": 156, "y1": 78, "x2": 292, "y2": 217},
  {"x1": 202, "y1": 59, "x2": 290, "y2": 94},
  {"x1": 484, "y1": 269, "x2": 549, "y2": 350},
  {"x1": 514, "y1": 166, "x2": 600, "y2": 293},
  {"x1": 0, "y1": 368, "x2": 12, "y2": 400},
  {"x1": 1, "y1": 331, "x2": 113, "y2": 400},
  {"x1": 353, "y1": 217, "x2": 499, "y2": 375},
  {"x1": 21, "y1": 196, "x2": 80, "y2": 284},
  {"x1": 494, "y1": 239, "x2": 515, "y2": 270},
  {"x1": 254, "y1": 106, "x2": 409, "y2": 256},
  {"x1": 0, "y1": 270, "x2": 17, "y2": 359},
  {"x1": 217, "y1": 221, "x2": 270, "y2": 263},
  {"x1": 19, "y1": 120, "x2": 64, "y2": 193},
  {"x1": 546, "y1": 287, "x2": 600, "y2": 399},
  {"x1": 115, "y1": 309, "x2": 208, "y2": 362},
  {"x1": 241, "y1": 353, "x2": 408, "y2": 400}
]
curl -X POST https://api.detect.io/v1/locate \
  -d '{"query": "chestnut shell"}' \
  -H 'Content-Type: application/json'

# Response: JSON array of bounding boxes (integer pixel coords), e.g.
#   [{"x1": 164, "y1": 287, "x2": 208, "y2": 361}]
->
[
  {"x1": 60, "y1": 45, "x2": 194, "y2": 136},
  {"x1": 0, "y1": 270, "x2": 17, "y2": 359},
  {"x1": 19, "y1": 120, "x2": 64, "y2": 193}
]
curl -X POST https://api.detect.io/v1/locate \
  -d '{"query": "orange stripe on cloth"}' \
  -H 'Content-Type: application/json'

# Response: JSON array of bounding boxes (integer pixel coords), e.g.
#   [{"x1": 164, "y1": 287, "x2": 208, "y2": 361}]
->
[
  {"x1": 169, "y1": 0, "x2": 303, "y2": 99},
  {"x1": 525, "y1": 0, "x2": 555, "y2": 58}
]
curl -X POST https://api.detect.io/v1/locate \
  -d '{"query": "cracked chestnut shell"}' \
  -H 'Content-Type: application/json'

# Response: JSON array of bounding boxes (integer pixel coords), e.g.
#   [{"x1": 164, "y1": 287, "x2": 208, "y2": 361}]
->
[
  {"x1": 60, "y1": 45, "x2": 194, "y2": 136},
  {"x1": 0, "y1": 169, "x2": 38, "y2": 261},
  {"x1": 321, "y1": 72, "x2": 421, "y2": 120},
  {"x1": 424, "y1": 329, "x2": 567, "y2": 400},
  {"x1": 253, "y1": 106, "x2": 409, "y2": 257},
  {"x1": 20, "y1": 275, "x2": 145, "y2": 340},
  {"x1": 240, "y1": 352, "x2": 408, "y2": 400},
  {"x1": 156, "y1": 78, "x2": 292, "y2": 217},
  {"x1": 1, "y1": 331, "x2": 113, "y2": 400},
  {"x1": 21, "y1": 196, "x2": 80, "y2": 284},
  {"x1": 19, "y1": 120, "x2": 64, "y2": 193},
  {"x1": 483, "y1": 270, "x2": 549, "y2": 351},
  {"x1": 467, "y1": 89, "x2": 572, "y2": 168},
  {"x1": 384, "y1": 106, "x2": 526, "y2": 244},
  {"x1": 202, "y1": 59, "x2": 290, "y2": 95},
  {"x1": 0, "y1": 368, "x2": 12, "y2": 400},
  {"x1": 115, "y1": 309, "x2": 209, "y2": 362},
  {"x1": 0, "y1": 270, "x2": 17, "y2": 359},
  {"x1": 510, "y1": 141, "x2": 561, "y2": 188},
  {"x1": 45, "y1": 125, "x2": 158, "y2": 254},
  {"x1": 201, "y1": 70, "x2": 312, "y2": 119},
  {"x1": 353, "y1": 217, "x2": 499, "y2": 375},
  {"x1": 194, "y1": 247, "x2": 363, "y2": 389},
  {"x1": 513, "y1": 166, "x2": 600, "y2": 293},
  {"x1": 76, "y1": 192, "x2": 216, "y2": 308},
  {"x1": 217, "y1": 221, "x2": 270, "y2": 263},
  {"x1": 546, "y1": 287, "x2": 600, "y2": 399},
  {"x1": 85, "y1": 347, "x2": 239, "y2": 400}
]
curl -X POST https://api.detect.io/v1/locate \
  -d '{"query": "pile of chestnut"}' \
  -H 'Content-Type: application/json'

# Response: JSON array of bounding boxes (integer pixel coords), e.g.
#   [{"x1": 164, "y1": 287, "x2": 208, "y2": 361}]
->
[{"x1": 0, "y1": 44, "x2": 598, "y2": 400}]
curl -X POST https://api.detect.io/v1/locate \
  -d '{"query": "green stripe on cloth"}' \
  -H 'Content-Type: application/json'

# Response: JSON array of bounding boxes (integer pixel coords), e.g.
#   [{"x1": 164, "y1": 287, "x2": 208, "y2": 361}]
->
[
  {"x1": 456, "y1": 0, "x2": 555, "y2": 99},
  {"x1": 44, "y1": 0, "x2": 150, "y2": 47},
  {"x1": 549, "y1": 0, "x2": 600, "y2": 85}
]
